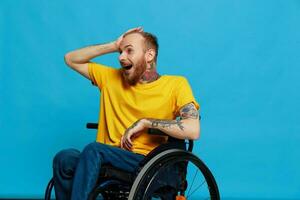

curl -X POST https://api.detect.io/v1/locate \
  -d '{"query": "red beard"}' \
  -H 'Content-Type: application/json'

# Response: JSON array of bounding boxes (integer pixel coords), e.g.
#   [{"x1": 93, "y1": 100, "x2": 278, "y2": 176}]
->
[{"x1": 121, "y1": 57, "x2": 147, "y2": 86}]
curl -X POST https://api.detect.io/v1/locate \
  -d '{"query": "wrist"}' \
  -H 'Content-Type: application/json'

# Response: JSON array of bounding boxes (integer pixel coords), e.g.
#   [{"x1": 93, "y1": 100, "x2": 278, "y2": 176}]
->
[
  {"x1": 141, "y1": 118, "x2": 152, "y2": 129},
  {"x1": 111, "y1": 41, "x2": 119, "y2": 52}
]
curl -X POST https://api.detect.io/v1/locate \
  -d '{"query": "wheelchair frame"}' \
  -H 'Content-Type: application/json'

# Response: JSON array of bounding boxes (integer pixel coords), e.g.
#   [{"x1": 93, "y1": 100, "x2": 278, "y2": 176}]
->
[{"x1": 45, "y1": 123, "x2": 220, "y2": 200}]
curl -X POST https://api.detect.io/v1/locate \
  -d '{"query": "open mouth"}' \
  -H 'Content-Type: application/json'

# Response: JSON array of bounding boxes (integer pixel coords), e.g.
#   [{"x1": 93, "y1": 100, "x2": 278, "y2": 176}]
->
[{"x1": 122, "y1": 64, "x2": 133, "y2": 70}]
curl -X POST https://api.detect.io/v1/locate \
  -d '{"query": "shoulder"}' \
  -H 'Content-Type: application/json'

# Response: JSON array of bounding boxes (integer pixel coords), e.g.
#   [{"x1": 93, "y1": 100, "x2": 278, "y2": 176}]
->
[
  {"x1": 88, "y1": 62, "x2": 121, "y2": 88},
  {"x1": 162, "y1": 74, "x2": 186, "y2": 80},
  {"x1": 162, "y1": 75, "x2": 189, "y2": 85},
  {"x1": 89, "y1": 62, "x2": 120, "y2": 78}
]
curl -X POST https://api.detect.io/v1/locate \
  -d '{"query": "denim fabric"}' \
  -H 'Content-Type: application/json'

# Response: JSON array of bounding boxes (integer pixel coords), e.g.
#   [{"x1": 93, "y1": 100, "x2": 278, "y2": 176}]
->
[{"x1": 52, "y1": 142, "x2": 145, "y2": 200}]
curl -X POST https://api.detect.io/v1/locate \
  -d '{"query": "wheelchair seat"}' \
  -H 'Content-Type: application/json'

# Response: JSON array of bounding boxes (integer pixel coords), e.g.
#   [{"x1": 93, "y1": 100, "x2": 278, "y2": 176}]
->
[{"x1": 99, "y1": 165, "x2": 135, "y2": 184}]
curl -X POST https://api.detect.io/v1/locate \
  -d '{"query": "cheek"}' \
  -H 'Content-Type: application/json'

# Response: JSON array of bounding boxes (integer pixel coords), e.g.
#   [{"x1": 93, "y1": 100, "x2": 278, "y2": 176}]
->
[
  {"x1": 126, "y1": 55, "x2": 135, "y2": 64},
  {"x1": 131, "y1": 52, "x2": 145, "y2": 63}
]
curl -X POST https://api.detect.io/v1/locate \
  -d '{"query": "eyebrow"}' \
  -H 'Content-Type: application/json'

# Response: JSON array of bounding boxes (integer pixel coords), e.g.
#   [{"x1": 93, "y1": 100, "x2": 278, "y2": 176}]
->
[{"x1": 121, "y1": 44, "x2": 133, "y2": 50}]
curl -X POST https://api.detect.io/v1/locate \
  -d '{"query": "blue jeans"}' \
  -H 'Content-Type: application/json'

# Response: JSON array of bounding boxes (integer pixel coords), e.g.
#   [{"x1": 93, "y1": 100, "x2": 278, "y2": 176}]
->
[{"x1": 52, "y1": 142, "x2": 145, "y2": 200}]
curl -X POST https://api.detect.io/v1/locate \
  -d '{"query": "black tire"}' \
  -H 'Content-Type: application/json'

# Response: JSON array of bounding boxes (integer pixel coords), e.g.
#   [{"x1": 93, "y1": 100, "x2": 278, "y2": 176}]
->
[
  {"x1": 128, "y1": 149, "x2": 220, "y2": 200},
  {"x1": 44, "y1": 178, "x2": 54, "y2": 200}
]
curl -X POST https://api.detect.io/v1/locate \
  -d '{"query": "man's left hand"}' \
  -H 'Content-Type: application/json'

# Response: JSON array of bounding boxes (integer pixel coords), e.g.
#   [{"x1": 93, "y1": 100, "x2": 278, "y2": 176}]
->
[{"x1": 121, "y1": 119, "x2": 148, "y2": 150}]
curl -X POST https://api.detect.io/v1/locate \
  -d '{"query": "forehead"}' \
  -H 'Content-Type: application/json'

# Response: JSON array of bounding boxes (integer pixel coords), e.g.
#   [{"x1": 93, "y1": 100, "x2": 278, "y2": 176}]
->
[{"x1": 120, "y1": 33, "x2": 145, "y2": 49}]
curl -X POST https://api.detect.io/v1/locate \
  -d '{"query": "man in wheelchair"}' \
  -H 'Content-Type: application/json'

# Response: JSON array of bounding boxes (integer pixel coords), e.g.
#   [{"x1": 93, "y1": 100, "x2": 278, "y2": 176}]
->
[{"x1": 49, "y1": 27, "x2": 217, "y2": 200}]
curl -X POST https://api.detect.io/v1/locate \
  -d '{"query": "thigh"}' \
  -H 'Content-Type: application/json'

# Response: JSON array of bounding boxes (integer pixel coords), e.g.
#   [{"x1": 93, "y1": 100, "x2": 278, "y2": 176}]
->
[{"x1": 83, "y1": 142, "x2": 145, "y2": 172}]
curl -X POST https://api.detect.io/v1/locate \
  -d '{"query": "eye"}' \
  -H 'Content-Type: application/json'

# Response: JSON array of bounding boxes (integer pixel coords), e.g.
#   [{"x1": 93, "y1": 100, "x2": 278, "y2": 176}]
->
[{"x1": 127, "y1": 48, "x2": 133, "y2": 54}]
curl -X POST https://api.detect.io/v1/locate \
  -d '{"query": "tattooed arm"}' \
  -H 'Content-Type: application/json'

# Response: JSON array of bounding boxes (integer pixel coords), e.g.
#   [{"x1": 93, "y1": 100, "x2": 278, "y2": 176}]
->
[
  {"x1": 145, "y1": 103, "x2": 200, "y2": 140},
  {"x1": 121, "y1": 103, "x2": 200, "y2": 150}
]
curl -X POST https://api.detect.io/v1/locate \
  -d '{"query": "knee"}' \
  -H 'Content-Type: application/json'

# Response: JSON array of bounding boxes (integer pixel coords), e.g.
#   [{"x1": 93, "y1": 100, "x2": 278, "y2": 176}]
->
[
  {"x1": 81, "y1": 142, "x2": 106, "y2": 158},
  {"x1": 53, "y1": 148, "x2": 80, "y2": 169},
  {"x1": 82, "y1": 142, "x2": 99, "y2": 153}
]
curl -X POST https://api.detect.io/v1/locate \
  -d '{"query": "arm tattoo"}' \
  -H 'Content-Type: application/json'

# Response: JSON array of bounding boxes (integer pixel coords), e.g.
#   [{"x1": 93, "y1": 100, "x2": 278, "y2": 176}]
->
[
  {"x1": 179, "y1": 103, "x2": 199, "y2": 120},
  {"x1": 127, "y1": 120, "x2": 139, "y2": 130},
  {"x1": 150, "y1": 119, "x2": 185, "y2": 131}
]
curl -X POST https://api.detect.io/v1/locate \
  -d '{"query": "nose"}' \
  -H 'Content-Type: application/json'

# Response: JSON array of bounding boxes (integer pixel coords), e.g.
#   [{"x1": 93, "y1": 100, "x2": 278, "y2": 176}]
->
[{"x1": 119, "y1": 52, "x2": 126, "y2": 62}]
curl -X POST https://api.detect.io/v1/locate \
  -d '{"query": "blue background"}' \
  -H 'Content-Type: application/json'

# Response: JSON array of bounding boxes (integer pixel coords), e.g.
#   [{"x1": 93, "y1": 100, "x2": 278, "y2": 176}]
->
[{"x1": 0, "y1": 0, "x2": 299, "y2": 199}]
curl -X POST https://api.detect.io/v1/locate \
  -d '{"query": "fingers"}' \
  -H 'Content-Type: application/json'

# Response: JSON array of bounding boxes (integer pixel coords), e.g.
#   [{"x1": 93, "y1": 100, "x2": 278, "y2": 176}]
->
[
  {"x1": 121, "y1": 133, "x2": 133, "y2": 150},
  {"x1": 125, "y1": 26, "x2": 143, "y2": 34},
  {"x1": 115, "y1": 27, "x2": 143, "y2": 50},
  {"x1": 123, "y1": 136, "x2": 132, "y2": 150},
  {"x1": 125, "y1": 138, "x2": 132, "y2": 150},
  {"x1": 120, "y1": 136, "x2": 123, "y2": 149}
]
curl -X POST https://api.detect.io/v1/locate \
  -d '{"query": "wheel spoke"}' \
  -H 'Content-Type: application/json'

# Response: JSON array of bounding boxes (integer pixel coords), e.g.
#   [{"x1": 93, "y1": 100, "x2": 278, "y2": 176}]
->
[
  {"x1": 187, "y1": 179, "x2": 206, "y2": 198},
  {"x1": 187, "y1": 169, "x2": 198, "y2": 196}
]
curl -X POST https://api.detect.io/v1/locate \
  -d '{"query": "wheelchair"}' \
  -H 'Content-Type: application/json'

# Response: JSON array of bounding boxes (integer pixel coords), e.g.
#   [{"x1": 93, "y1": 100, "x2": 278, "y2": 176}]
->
[{"x1": 45, "y1": 122, "x2": 220, "y2": 200}]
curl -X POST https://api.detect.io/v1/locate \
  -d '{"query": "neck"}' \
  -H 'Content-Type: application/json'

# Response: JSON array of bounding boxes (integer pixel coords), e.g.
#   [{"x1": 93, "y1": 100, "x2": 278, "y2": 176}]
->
[
  {"x1": 140, "y1": 63, "x2": 160, "y2": 83},
  {"x1": 140, "y1": 70, "x2": 160, "y2": 83}
]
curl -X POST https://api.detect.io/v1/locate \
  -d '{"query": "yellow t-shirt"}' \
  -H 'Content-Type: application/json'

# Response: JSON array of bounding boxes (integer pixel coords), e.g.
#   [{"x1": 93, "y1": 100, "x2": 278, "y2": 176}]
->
[{"x1": 88, "y1": 62, "x2": 199, "y2": 155}]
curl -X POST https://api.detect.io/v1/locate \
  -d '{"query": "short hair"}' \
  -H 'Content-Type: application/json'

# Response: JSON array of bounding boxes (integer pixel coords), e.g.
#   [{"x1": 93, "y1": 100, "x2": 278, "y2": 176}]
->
[{"x1": 124, "y1": 31, "x2": 159, "y2": 62}]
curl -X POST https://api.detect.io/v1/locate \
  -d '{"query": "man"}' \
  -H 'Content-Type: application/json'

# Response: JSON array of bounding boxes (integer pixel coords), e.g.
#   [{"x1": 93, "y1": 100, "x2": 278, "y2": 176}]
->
[{"x1": 53, "y1": 27, "x2": 200, "y2": 200}]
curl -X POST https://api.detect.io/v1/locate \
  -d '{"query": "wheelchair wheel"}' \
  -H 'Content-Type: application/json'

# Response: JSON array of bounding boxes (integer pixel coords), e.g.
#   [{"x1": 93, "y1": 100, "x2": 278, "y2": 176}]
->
[{"x1": 128, "y1": 149, "x2": 220, "y2": 200}]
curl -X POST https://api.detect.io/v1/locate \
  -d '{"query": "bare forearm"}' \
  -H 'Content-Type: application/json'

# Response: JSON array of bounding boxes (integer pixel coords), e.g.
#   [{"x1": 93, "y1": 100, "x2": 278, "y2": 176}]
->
[
  {"x1": 143, "y1": 118, "x2": 200, "y2": 140},
  {"x1": 65, "y1": 42, "x2": 118, "y2": 64}
]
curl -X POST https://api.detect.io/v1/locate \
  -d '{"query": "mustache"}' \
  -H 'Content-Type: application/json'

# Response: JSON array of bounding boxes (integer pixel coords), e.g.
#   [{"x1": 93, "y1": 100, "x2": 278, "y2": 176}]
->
[{"x1": 120, "y1": 61, "x2": 132, "y2": 67}]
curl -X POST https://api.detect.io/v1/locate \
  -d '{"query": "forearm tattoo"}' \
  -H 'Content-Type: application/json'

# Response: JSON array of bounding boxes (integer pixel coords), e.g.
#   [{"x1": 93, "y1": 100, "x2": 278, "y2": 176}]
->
[
  {"x1": 148, "y1": 104, "x2": 198, "y2": 132},
  {"x1": 126, "y1": 120, "x2": 139, "y2": 132},
  {"x1": 179, "y1": 103, "x2": 199, "y2": 119},
  {"x1": 150, "y1": 119, "x2": 185, "y2": 131}
]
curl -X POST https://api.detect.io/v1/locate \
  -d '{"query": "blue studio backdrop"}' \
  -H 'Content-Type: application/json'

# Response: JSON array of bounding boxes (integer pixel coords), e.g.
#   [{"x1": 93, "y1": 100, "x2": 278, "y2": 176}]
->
[{"x1": 0, "y1": 0, "x2": 299, "y2": 199}]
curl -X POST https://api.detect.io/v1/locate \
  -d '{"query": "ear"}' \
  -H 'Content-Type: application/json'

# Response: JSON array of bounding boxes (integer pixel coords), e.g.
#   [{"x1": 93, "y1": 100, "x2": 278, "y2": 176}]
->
[{"x1": 145, "y1": 49, "x2": 156, "y2": 63}]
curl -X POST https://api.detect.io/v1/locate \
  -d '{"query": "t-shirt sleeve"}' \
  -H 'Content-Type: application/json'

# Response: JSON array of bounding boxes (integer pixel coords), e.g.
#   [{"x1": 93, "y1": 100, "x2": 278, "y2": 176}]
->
[
  {"x1": 88, "y1": 62, "x2": 116, "y2": 89},
  {"x1": 174, "y1": 77, "x2": 200, "y2": 114}
]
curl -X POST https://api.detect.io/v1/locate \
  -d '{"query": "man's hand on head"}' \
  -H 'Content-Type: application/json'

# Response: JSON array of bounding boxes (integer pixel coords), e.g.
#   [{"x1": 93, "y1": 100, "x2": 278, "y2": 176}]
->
[
  {"x1": 120, "y1": 119, "x2": 147, "y2": 150},
  {"x1": 114, "y1": 27, "x2": 143, "y2": 52}
]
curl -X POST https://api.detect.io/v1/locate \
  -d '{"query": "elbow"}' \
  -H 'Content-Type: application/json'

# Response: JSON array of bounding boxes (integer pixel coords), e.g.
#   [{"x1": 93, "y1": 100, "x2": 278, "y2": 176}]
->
[
  {"x1": 190, "y1": 129, "x2": 200, "y2": 140},
  {"x1": 64, "y1": 53, "x2": 73, "y2": 67},
  {"x1": 189, "y1": 123, "x2": 200, "y2": 140}
]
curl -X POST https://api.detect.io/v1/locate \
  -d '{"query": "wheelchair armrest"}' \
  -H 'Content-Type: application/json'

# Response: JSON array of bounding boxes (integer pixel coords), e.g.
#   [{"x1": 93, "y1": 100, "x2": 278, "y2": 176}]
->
[
  {"x1": 86, "y1": 122, "x2": 166, "y2": 135},
  {"x1": 86, "y1": 123, "x2": 98, "y2": 129},
  {"x1": 147, "y1": 128, "x2": 166, "y2": 135}
]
